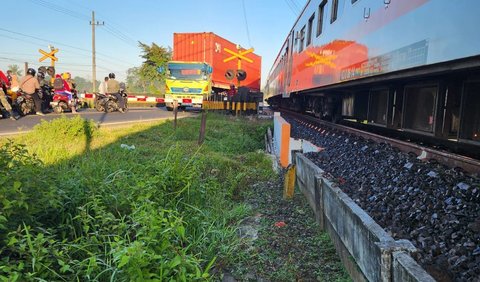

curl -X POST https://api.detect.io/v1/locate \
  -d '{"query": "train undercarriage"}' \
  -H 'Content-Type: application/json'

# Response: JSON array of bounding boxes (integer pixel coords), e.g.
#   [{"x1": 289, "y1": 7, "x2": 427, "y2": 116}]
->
[{"x1": 268, "y1": 57, "x2": 480, "y2": 158}]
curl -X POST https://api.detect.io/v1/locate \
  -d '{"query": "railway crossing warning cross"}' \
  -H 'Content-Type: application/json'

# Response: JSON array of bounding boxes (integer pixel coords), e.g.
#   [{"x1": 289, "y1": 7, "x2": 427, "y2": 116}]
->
[
  {"x1": 223, "y1": 46, "x2": 254, "y2": 70},
  {"x1": 39, "y1": 48, "x2": 59, "y2": 67}
]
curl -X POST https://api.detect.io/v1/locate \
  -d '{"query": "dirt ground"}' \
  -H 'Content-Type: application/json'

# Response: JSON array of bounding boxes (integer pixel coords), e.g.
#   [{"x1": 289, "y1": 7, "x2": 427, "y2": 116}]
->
[{"x1": 220, "y1": 175, "x2": 351, "y2": 281}]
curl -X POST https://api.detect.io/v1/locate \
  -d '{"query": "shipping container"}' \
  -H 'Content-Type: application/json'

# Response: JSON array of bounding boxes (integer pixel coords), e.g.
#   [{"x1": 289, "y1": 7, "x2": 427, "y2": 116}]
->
[{"x1": 173, "y1": 32, "x2": 261, "y2": 91}]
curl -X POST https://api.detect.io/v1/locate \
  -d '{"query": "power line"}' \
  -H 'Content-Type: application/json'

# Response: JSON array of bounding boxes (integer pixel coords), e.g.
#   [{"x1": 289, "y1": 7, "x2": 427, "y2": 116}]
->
[
  {"x1": 95, "y1": 11, "x2": 140, "y2": 45},
  {"x1": 30, "y1": 0, "x2": 139, "y2": 48},
  {"x1": 0, "y1": 27, "x2": 135, "y2": 66},
  {"x1": 0, "y1": 33, "x2": 124, "y2": 72},
  {"x1": 241, "y1": 0, "x2": 252, "y2": 48},
  {"x1": 102, "y1": 24, "x2": 138, "y2": 47},
  {"x1": 28, "y1": 0, "x2": 90, "y2": 21},
  {"x1": 67, "y1": 0, "x2": 140, "y2": 47},
  {"x1": 284, "y1": 0, "x2": 300, "y2": 16},
  {"x1": 289, "y1": 0, "x2": 301, "y2": 11}
]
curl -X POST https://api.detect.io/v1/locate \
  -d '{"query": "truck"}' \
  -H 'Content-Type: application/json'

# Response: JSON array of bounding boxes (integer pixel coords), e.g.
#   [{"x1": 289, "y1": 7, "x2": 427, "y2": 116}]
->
[
  {"x1": 162, "y1": 32, "x2": 262, "y2": 110},
  {"x1": 162, "y1": 61, "x2": 213, "y2": 110}
]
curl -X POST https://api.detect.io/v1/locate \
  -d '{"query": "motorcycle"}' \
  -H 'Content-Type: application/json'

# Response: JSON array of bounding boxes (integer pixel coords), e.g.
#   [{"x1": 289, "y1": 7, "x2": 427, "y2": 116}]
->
[
  {"x1": 94, "y1": 93, "x2": 109, "y2": 112},
  {"x1": 94, "y1": 86, "x2": 128, "y2": 113},
  {"x1": 39, "y1": 84, "x2": 54, "y2": 112},
  {"x1": 16, "y1": 91, "x2": 36, "y2": 116},
  {"x1": 50, "y1": 90, "x2": 79, "y2": 113}
]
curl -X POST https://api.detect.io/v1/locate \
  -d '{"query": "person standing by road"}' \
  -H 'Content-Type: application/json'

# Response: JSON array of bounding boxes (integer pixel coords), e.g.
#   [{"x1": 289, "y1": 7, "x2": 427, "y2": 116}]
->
[
  {"x1": 99, "y1": 76, "x2": 108, "y2": 95},
  {"x1": 106, "y1": 72, "x2": 125, "y2": 113},
  {"x1": 0, "y1": 70, "x2": 17, "y2": 120},
  {"x1": 20, "y1": 68, "x2": 45, "y2": 116}
]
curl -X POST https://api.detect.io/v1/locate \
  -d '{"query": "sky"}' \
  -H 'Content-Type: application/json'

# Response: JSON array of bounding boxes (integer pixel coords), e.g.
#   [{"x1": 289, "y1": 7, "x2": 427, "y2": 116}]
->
[{"x1": 0, "y1": 0, "x2": 308, "y2": 88}]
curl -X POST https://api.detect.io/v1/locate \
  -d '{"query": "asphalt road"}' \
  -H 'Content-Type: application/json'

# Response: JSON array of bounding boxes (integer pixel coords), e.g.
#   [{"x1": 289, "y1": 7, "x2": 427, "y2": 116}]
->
[{"x1": 0, "y1": 107, "x2": 198, "y2": 136}]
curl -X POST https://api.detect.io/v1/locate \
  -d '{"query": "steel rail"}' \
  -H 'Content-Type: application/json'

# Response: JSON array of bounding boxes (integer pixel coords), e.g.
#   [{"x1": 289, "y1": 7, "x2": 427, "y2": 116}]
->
[{"x1": 283, "y1": 110, "x2": 480, "y2": 176}]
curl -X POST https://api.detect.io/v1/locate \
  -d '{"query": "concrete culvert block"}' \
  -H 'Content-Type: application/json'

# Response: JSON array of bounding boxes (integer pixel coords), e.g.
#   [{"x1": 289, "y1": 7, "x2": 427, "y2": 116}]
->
[{"x1": 393, "y1": 251, "x2": 436, "y2": 282}]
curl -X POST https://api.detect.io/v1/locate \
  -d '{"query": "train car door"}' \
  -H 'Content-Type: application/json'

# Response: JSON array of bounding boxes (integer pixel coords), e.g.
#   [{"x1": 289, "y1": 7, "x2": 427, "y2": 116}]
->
[{"x1": 459, "y1": 79, "x2": 480, "y2": 143}]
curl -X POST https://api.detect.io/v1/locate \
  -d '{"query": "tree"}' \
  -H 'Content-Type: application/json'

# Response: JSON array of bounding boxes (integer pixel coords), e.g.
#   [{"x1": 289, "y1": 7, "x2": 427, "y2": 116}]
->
[
  {"x1": 126, "y1": 67, "x2": 145, "y2": 93},
  {"x1": 137, "y1": 42, "x2": 171, "y2": 93},
  {"x1": 72, "y1": 76, "x2": 99, "y2": 93},
  {"x1": 7, "y1": 64, "x2": 22, "y2": 76}
]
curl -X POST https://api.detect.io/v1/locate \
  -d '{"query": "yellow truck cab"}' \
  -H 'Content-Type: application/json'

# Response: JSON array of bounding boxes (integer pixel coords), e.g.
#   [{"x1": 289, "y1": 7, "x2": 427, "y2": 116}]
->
[{"x1": 161, "y1": 61, "x2": 212, "y2": 111}]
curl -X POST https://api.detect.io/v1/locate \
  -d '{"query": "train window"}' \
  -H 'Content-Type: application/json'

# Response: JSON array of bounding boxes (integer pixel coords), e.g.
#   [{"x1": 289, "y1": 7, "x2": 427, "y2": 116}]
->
[
  {"x1": 331, "y1": 0, "x2": 339, "y2": 23},
  {"x1": 298, "y1": 26, "x2": 306, "y2": 52},
  {"x1": 317, "y1": 0, "x2": 327, "y2": 37},
  {"x1": 368, "y1": 89, "x2": 388, "y2": 125},
  {"x1": 351, "y1": 0, "x2": 358, "y2": 3},
  {"x1": 459, "y1": 81, "x2": 480, "y2": 142},
  {"x1": 306, "y1": 13, "x2": 315, "y2": 46},
  {"x1": 403, "y1": 85, "x2": 438, "y2": 133}
]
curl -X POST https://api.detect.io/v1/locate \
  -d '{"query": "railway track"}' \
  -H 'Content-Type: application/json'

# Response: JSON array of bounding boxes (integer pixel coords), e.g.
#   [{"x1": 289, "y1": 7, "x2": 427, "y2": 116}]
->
[
  {"x1": 282, "y1": 110, "x2": 480, "y2": 176},
  {"x1": 280, "y1": 110, "x2": 480, "y2": 281}
]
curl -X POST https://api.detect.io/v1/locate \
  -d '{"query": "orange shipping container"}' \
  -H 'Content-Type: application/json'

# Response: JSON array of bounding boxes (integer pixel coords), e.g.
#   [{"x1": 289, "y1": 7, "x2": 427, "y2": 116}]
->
[{"x1": 173, "y1": 32, "x2": 261, "y2": 91}]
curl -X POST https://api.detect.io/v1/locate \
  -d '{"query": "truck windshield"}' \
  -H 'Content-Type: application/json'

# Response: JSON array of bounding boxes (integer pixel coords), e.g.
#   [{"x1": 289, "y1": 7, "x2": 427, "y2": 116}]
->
[{"x1": 168, "y1": 63, "x2": 208, "y2": 80}]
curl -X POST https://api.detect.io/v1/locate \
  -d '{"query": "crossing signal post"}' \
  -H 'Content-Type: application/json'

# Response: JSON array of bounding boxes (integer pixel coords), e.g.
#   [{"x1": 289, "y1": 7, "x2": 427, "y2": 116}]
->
[{"x1": 223, "y1": 45, "x2": 254, "y2": 87}]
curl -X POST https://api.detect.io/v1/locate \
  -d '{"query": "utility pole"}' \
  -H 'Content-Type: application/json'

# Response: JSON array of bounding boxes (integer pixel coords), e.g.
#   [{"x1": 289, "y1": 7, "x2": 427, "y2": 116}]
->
[{"x1": 90, "y1": 11, "x2": 104, "y2": 92}]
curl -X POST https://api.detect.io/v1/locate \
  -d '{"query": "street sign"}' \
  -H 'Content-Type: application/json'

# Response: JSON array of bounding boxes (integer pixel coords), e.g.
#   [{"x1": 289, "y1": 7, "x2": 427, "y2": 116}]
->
[{"x1": 39, "y1": 48, "x2": 59, "y2": 66}]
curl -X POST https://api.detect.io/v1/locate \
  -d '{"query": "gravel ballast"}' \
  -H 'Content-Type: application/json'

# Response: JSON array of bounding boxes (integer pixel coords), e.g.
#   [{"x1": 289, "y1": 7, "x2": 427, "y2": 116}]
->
[{"x1": 287, "y1": 117, "x2": 480, "y2": 282}]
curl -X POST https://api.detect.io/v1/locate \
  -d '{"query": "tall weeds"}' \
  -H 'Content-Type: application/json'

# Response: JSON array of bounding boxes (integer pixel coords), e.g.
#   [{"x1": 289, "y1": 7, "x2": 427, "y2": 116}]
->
[{"x1": 0, "y1": 114, "x2": 273, "y2": 281}]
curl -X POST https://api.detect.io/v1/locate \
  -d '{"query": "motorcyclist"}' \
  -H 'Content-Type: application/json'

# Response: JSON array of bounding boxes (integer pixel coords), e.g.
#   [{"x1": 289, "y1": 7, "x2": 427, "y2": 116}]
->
[
  {"x1": 37, "y1": 71, "x2": 53, "y2": 112},
  {"x1": 63, "y1": 72, "x2": 76, "y2": 91},
  {"x1": 6, "y1": 70, "x2": 19, "y2": 100},
  {"x1": 106, "y1": 72, "x2": 125, "y2": 113},
  {"x1": 19, "y1": 68, "x2": 45, "y2": 116},
  {"x1": 99, "y1": 76, "x2": 108, "y2": 95},
  {"x1": 53, "y1": 73, "x2": 77, "y2": 113},
  {"x1": 0, "y1": 70, "x2": 17, "y2": 120}
]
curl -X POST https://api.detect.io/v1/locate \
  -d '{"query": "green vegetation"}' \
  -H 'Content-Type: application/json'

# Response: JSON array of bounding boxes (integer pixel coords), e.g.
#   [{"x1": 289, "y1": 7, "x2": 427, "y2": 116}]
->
[
  {"x1": 229, "y1": 178, "x2": 352, "y2": 282},
  {"x1": 0, "y1": 115, "x2": 272, "y2": 281},
  {"x1": 125, "y1": 42, "x2": 171, "y2": 94}
]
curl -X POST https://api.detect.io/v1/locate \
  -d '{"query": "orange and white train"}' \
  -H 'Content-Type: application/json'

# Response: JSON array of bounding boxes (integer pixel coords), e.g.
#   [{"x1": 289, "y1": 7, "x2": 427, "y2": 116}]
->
[{"x1": 266, "y1": 0, "x2": 480, "y2": 150}]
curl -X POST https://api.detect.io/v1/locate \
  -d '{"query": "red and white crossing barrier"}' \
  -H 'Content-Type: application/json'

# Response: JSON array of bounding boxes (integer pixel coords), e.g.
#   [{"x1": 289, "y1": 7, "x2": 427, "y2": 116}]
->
[{"x1": 78, "y1": 93, "x2": 165, "y2": 103}]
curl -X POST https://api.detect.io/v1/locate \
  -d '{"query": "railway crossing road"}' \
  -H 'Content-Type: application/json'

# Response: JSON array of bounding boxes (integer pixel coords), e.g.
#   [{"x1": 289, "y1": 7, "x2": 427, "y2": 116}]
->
[{"x1": 0, "y1": 107, "x2": 198, "y2": 136}]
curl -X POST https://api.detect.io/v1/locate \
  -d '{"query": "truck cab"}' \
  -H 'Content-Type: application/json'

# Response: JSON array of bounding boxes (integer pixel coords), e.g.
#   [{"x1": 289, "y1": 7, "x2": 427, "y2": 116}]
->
[{"x1": 162, "y1": 61, "x2": 212, "y2": 111}]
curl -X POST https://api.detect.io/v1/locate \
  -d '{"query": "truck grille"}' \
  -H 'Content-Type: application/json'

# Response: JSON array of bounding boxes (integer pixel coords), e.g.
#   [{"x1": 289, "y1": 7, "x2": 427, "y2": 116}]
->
[{"x1": 171, "y1": 87, "x2": 202, "y2": 94}]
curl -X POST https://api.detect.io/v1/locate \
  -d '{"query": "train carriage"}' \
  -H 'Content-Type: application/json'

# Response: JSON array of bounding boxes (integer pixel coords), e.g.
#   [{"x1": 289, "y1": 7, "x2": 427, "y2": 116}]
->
[{"x1": 266, "y1": 0, "x2": 480, "y2": 149}]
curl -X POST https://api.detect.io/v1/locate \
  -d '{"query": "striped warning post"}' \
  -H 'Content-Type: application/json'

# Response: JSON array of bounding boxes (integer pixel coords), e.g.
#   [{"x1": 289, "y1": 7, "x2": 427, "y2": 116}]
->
[{"x1": 273, "y1": 112, "x2": 291, "y2": 168}]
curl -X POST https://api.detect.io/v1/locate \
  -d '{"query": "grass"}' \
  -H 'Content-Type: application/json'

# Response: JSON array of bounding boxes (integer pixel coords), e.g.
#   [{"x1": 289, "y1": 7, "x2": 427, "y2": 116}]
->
[
  {"x1": 0, "y1": 113, "x2": 273, "y2": 281},
  {"x1": 0, "y1": 113, "x2": 350, "y2": 282},
  {"x1": 227, "y1": 178, "x2": 352, "y2": 282}
]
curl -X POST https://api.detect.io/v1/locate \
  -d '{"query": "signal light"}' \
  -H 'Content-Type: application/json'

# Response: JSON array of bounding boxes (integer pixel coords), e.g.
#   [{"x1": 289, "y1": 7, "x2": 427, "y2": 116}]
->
[
  {"x1": 225, "y1": 69, "x2": 235, "y2": 80},
  {"x1": 236, "y1": 69, "x2": 247, "y2": 81}
]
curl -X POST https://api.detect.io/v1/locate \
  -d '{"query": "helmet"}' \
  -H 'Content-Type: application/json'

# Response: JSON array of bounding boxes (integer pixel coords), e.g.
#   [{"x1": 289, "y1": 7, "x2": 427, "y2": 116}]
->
[
  {"x1": 38, "y1": 66, "x2": 47, "y2": 74},
  {"x1": 46, "y1": 66, "x2": 55, "y2": 76},
  {"x1": 27, "y1": 68, "x2": 36, "y2": 76},
  {"x1": 108, "y1": 72, "x2": 115, "y2": 79},
  {"x1": 62, "y1": 72, "x2": 71, "y2": 80}
]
